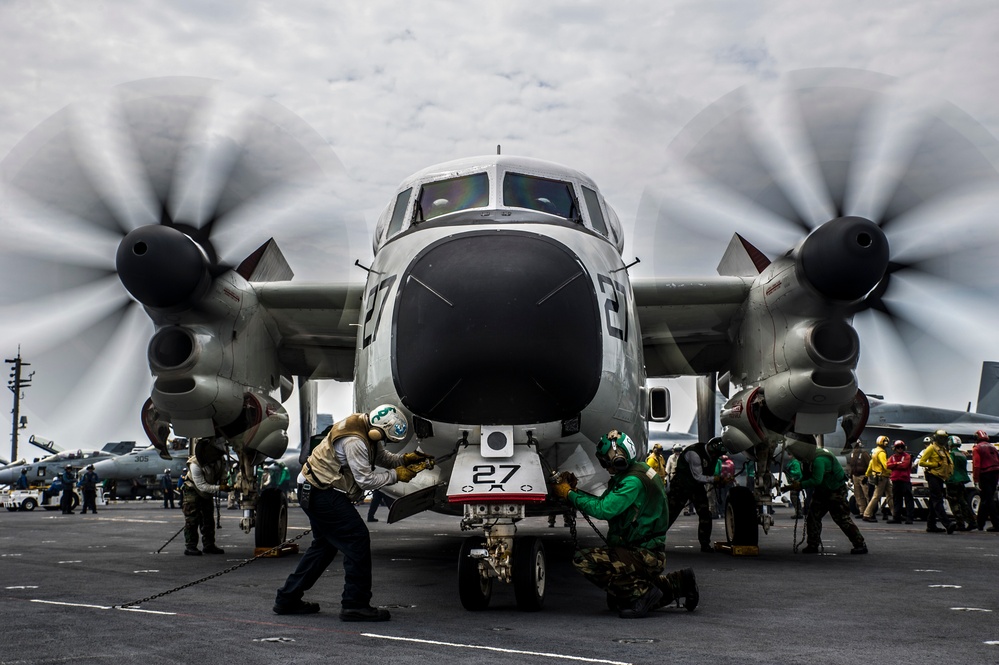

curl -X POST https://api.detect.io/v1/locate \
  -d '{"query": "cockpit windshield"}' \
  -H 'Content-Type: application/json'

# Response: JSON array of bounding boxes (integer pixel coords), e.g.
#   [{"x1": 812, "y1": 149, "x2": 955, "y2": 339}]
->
[
  {"x1": 413, "y1": 173, "x2": 489, "y2": 222},
  {"x1": 503, "y1": 172, "x2": 580, "y2": 221}
]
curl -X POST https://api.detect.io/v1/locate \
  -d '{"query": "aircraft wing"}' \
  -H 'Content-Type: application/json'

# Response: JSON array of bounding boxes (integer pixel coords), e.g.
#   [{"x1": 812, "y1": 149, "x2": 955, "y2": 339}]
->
[
  {"x1": 254, "y1": 282, "x2": 365, "y2": 381},
  {"x1": 632, "y1": 276, "x2": 751, "y2": 377},
  {"x1": 866, "y1": 422, "x2": 999, "y2": 442}
]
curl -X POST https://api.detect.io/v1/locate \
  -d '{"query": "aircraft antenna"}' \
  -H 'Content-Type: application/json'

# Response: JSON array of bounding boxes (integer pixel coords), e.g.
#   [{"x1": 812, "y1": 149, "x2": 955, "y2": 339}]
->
[{"x1": 497, "y1": 144, "x2": 501, "y2": 155}]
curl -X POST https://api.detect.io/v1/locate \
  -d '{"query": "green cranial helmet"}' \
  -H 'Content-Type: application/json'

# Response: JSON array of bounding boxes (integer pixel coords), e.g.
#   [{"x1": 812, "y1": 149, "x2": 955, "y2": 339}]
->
[
  {"x1": 949, "y1": 435, "x2": 962, "y2": 448},
  {"x1": 597, "y1": 430, "x2": 637, "y2": 469}
]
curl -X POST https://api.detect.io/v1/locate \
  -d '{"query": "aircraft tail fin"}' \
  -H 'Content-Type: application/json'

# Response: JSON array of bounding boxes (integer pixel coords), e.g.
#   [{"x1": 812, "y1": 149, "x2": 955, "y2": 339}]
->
[
  {"x1": 237, "y1": 238, "x2": 294, "y2": 282},
  {"x1": 717, "y1": 233, "x2": 771, "y2": 277},
  {"x1": 977, "y1": 361, "x2": 999, "y2": 416}
]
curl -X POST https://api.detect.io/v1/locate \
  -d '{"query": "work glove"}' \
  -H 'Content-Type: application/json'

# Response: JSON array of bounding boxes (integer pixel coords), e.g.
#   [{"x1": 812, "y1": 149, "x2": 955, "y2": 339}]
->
[
  {"x1": 218, "y1": 481, "x2": 230, "y2": 492},
  {"x1": 402, "y1": 451, "x2": 434, "y2": 466},
  {"x1": 394, "y1": 466, "x2": 417, "y2": 483},
  {"x1": 559, "y1": 472, "x2": 578, "y2": 489},
  {"x1": 394, "y1": 460, "x2": 433, "y2": 483},
  {"x1": 552, "y1": 480, "x2": 573, "y2": 500}
]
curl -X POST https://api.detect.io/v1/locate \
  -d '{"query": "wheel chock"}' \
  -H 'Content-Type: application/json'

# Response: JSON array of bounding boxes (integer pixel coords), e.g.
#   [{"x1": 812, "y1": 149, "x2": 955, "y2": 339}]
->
[
  {"x1": 714, "y1": 541, "x2": 759, "y2": 556},
  {"x1": 254, "y1": 543, "x2": 300, "y2": 558}
]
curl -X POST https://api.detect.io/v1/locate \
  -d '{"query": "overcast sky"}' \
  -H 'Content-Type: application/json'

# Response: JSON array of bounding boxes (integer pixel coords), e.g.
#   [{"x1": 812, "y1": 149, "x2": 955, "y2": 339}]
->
[{"x1": 2, "y1": 1, "x2": 998, "y2": 457}]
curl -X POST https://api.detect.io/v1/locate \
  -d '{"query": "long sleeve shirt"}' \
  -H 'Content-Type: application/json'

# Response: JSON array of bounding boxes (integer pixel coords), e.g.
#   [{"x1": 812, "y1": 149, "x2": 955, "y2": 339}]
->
[
  {"x1": 799, "y1": 450, "x2": 847, "y2": 492},
  {"x1": 972, "y1": 442, "x2": 999, "y2": 483},
  {"x1": 918, "y1": 443, "x2": 954, "y2": 480},
  {"x1": 189, "y1": 460, "x2": 226, "y2": 497},
  {"x1": 683, "y1": 450, "x2": 714, "y2": 483},
  {"x1": 866, "y1": 448, "x2": 889, "y2": 477},
  {"x1": 335, "y1": 435, "x2": 405, "y2": 491},
  {"x1": 886, "y1": 452, "x2": 912, "y2": 482}
]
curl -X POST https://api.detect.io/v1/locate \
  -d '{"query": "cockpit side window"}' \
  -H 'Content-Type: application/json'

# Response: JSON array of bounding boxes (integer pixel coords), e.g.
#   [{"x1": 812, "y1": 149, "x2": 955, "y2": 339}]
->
[
  {"x1": 503, "y1": 172, "x2": 580, "y2": 221},
  {"x1": 581, "y1": 186, "x2": 608, "y2": 236},
  {"x1": 386, "y1": 188, "x2": 411, "y2": 238},
  {"x1": 413, "y1": 173, "x2": 489, "y2": 223}
]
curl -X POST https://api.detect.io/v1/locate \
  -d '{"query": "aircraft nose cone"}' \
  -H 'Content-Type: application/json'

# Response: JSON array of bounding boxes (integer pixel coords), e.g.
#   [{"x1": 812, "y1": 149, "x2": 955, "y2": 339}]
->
[{"x1": 393, "y1": 231, "x2": 602, "y2": 424}]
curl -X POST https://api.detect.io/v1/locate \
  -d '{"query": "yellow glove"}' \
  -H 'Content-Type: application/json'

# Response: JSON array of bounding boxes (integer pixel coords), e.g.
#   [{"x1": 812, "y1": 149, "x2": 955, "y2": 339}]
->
[
  {"x1": 395, "y1": 466, "x2": 417, "y2": 483},
  {"x1": 402, "y1": 451, "x2": 434, "y2": 466},
  {"x1": 561, "y1": 472, "x2": 578, "y2": 489},
  {"x1": 552, "y1": 481, "x2": 573, "y2": 500},
  {"x1": 395, "y1": 460, "x2": 433, "y2": 483}
]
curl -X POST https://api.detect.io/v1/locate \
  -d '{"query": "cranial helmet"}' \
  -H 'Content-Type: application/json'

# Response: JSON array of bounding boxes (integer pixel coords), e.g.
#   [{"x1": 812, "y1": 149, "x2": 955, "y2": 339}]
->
[
  {"x1": 194, "y1": 438, "x2": 227, "y2": 465},
  {"x1": 706, "y1": 437, "x2": 726, "y2": 458},
  {"x1": 597, "y1": 430, "x2": 637, "y2": 471},
  {"x1": 367, "y1": 404, "x2": 409, "y2": 442},
  {"x1": 932, "y1": 429, "x2": 949, "y2": 445},
  {"x1": 949, "y1": 435, "x2": 962, "y2": 448},
  {"x1": 875, "y1": 435, "x2": 890, "y2": 447},
  {"x1": 893, "y1": 440, "x2": 906, "y2": 449},
  {"x1": 975, "y1": 429, "x2": 989, "y2": 442}
]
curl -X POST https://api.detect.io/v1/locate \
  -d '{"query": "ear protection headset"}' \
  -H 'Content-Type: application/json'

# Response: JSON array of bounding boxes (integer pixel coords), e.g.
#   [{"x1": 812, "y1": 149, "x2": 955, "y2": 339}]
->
[
  {"x1": 366, "y1": 416, "x2": 384, "y2": 441},
  {"x1": 599, "y1": 430, "x2": 629, "y2": 472}
]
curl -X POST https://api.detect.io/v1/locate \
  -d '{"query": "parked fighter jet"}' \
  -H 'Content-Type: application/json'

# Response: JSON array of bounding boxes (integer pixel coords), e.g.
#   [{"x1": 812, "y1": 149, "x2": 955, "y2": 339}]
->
[
  {"x1": 89, "y1": 440, "x2": 191, "y2": 484},
  {"x1": 0, "y1": 446, "x2": 123, "y2": 487},
  {"x1": 823, "y1": 361, "x2": 999, "y2": 453},
  {"x1": 3, "y1": 69, "x2": 998, "y2": 609}
]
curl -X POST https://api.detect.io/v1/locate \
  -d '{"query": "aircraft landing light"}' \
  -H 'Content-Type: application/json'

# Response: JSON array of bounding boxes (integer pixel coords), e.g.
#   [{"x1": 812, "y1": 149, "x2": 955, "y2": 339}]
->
[{"x1": 360, "y1": 633, "x2": 634, "y2": 665}]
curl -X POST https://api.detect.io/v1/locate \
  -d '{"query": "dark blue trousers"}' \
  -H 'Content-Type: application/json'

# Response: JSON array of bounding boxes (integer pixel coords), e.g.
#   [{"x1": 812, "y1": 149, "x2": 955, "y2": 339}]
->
[{"x1": 275, "y1": 488, "x2": 372, "y2": 609}]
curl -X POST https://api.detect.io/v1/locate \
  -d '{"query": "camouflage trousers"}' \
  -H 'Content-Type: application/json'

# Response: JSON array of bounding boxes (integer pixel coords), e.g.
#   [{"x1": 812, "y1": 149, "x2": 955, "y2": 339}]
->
[
  {"x1": 572, "y1": 545, "x2": 666, "y2": 601},
  {"x1": 182, "y1": 491, "x2": 217, "y2": 549},
  {"x1": 946, "y1": 484, "x2": 974, "y2": 528},
  {"x1": 806, "y1": 486, "x2": 865, "y2": 549}
]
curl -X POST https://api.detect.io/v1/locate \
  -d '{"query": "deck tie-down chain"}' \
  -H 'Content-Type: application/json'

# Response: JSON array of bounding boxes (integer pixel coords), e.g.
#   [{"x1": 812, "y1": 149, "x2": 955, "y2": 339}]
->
[{"x1": 113, "y1": 529, "x2": 313, "y2": 609}]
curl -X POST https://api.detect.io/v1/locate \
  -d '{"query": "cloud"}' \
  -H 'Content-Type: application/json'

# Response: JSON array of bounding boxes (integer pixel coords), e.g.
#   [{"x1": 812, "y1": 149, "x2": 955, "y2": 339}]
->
[{"x1": 2, "y1": 0, "x2": 999, "y2": 449}]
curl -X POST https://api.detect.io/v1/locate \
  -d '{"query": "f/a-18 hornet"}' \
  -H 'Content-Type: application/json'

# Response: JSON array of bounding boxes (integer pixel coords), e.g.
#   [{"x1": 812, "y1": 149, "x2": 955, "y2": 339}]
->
[{"x1": 3, "y1": 69, "x2": 996, "y2": 609}]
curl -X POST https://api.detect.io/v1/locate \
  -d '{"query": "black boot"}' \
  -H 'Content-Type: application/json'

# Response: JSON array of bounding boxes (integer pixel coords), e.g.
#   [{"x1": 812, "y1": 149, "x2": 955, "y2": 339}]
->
[{"x1": 618, "y1": 585, "x2": 663, "y2": 619}]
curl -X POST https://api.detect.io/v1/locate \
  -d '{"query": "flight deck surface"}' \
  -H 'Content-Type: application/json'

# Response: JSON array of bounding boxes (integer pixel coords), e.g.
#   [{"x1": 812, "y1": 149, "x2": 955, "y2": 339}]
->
[{"x1": 1, "y1": 501, "x2": 995, "y2": 665}]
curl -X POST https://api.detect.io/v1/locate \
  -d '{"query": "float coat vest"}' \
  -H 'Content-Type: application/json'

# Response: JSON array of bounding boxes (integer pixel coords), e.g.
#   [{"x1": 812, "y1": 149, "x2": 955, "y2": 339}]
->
[
  {"x1": 302, "y1": 414, "x2": 377, "y2": 503},
  {"x1": 674, "y1": 441, "x2": 712, "y2": 490}
]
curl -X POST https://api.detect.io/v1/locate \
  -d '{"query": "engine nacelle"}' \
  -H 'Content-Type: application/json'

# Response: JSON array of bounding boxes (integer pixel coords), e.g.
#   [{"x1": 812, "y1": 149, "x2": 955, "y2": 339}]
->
[
  {"x1": 729, "y1": 217, "x2": 888, "y2": 436},
  {"x1": 222, "y1": 392, "x2": 290, "y2": 468},
  {"x1": 138, "y1": 267, "x2": 285, "y2": 439}
]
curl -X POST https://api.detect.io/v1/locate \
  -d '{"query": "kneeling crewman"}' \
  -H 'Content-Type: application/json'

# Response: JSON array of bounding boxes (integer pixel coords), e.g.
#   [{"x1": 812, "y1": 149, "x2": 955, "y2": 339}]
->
[{"x1": 553, "y1": 430, "x2": 698, "y2": 619}]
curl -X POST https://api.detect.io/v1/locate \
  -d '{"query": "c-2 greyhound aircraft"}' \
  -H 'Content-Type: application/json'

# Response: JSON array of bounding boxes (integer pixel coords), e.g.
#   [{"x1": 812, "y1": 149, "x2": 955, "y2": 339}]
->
[{"x1": 3, "y1": 70, "x2": 996, "y2": 610}]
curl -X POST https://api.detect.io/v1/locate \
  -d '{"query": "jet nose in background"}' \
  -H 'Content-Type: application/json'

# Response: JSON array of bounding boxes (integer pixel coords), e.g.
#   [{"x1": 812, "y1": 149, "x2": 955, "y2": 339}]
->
[
  {"x1": 90, "y1": 457, "x2": 123, "y2": 480},
  {"x1": 393, "y1": 231, "x2": 602, "y2": 425}
]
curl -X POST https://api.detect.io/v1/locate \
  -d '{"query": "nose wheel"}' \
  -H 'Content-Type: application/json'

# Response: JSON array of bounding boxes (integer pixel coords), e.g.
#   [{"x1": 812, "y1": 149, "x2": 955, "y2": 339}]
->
[
  {"x1": 512, "y1": 535, "x2": 546, "y2": 611},
  {"x1": 457, "y1": 534, "x2": 547, "y2": 611},
  {"x1": 458, "y1": 536, "x2": 492, "y2": 611}
]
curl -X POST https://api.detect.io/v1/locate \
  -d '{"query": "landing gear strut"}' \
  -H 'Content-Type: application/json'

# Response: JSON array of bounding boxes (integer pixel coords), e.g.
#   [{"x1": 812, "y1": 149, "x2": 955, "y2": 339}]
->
[{"x1": 456, "y1": 504, "x2": 547, "y2": 611}]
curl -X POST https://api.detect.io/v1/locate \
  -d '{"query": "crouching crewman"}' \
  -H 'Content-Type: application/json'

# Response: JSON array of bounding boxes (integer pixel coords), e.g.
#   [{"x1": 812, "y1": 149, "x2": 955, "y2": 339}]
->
[
  {"x1": 273, "y1": 404, "x2": 432, "y2": 622},
  {"x1": 553, "y1": 430, "x2": 698, "y2": 619}
]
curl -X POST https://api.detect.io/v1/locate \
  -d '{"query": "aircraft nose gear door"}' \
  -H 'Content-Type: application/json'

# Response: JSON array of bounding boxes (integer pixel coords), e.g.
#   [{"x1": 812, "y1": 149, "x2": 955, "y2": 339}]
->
[{"x1": 448, "y1": 440, "x2": 548, "y2": 611}]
